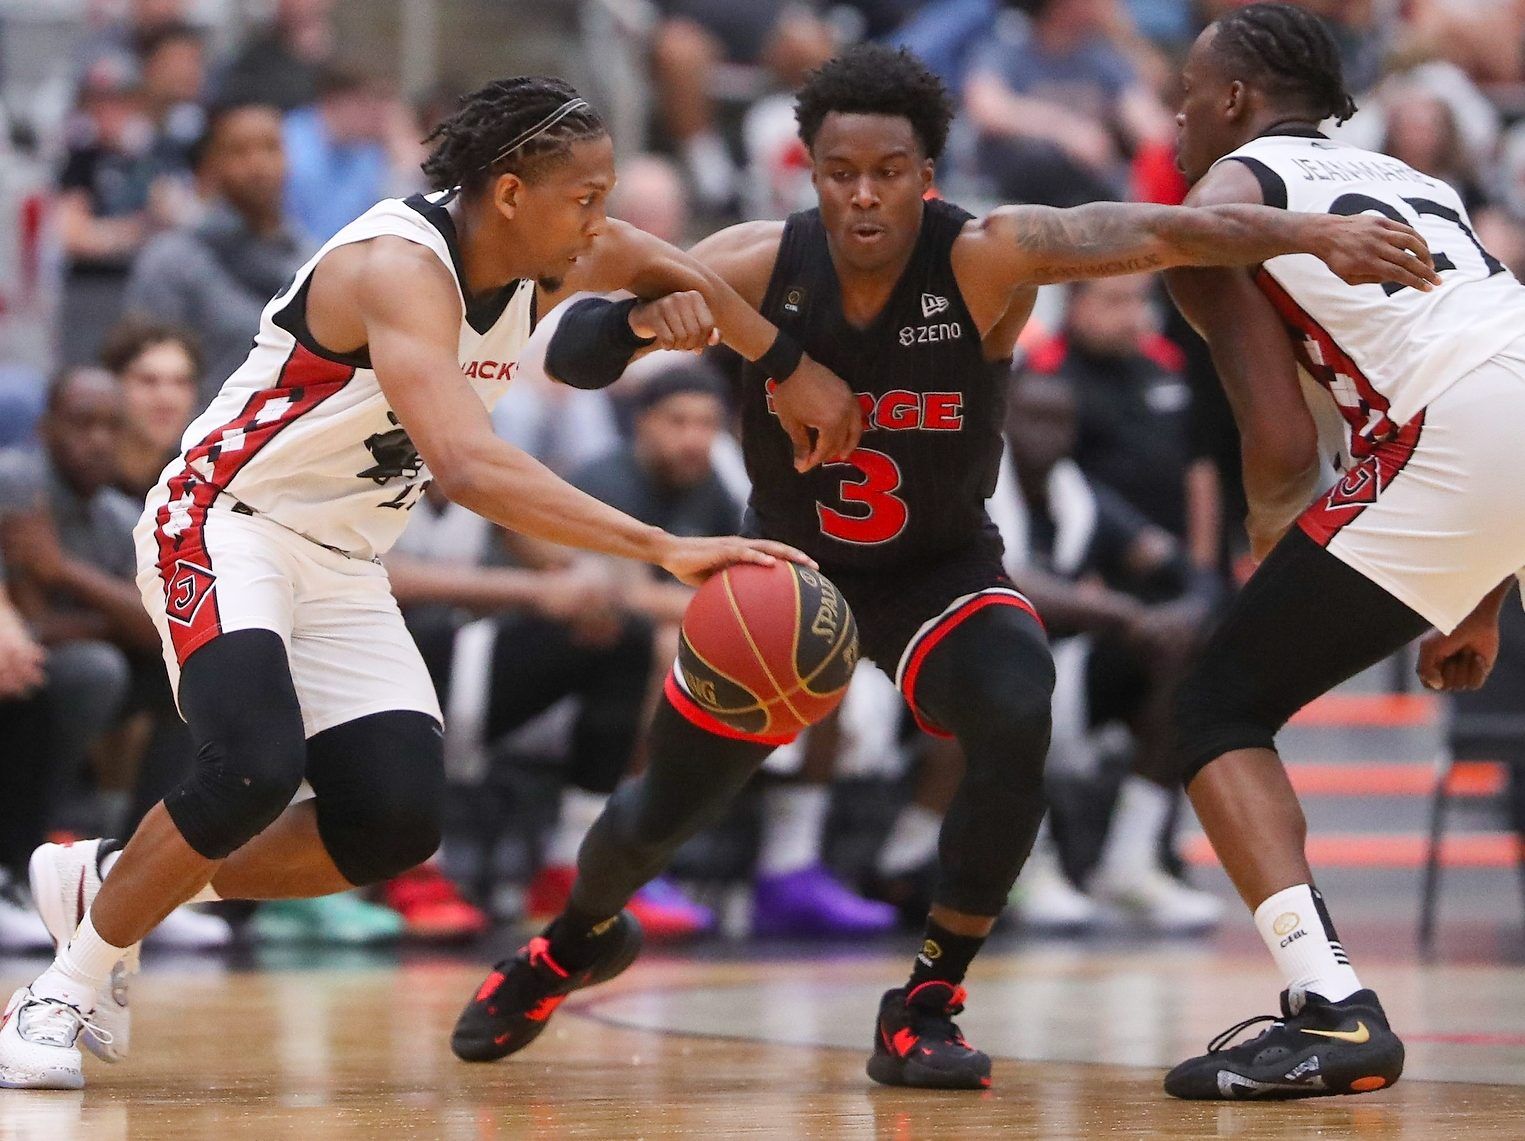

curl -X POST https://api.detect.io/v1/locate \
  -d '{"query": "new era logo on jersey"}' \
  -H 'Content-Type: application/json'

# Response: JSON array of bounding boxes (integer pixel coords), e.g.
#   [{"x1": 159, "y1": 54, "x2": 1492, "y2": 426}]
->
[
  {"x1": 921, "y1": 293, "x2": 950, "y2": 318},
  {"x1": 165, "y1": 560, "x2": 216, "y2": 626}
]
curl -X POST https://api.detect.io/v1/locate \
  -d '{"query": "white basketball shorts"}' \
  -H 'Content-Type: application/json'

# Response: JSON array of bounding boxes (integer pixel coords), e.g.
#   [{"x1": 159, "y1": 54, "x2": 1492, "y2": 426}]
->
[
  {"x1": 134, "y1": 501, "x2": 441, "y2": 737},
  {"x1": 1298, "y1": 337, "x2": 1525, "y2": 634}
]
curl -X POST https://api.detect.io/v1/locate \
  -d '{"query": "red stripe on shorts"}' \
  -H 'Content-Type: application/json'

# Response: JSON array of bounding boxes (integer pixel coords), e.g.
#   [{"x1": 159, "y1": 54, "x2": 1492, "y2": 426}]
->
[
  {"x1": 154, "y1": 344, "x2": 355, "y2": 664},
  {"x1": 899, "y1": 592, "x2": 1043, "y2": 738}
]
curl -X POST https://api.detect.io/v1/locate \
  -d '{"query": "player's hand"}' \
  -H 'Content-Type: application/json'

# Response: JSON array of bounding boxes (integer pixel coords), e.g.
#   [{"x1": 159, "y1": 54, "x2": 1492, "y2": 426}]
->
[
  {"x1": 771, "y1": 355, "x2": 863, "y2": 472},
  {"x1": 629, "y1": 291, "x2": 721, "y2": 353},
  {"x1": 1307, "y1": 214, "x2": 1441, "y2": 291},
  {"x1": 0, "y1": 619, "x2": 45, "y2": 699},
  {"x1": 1417, "y1": 619, "x2": 1500, "y2": 692},
  {"x1": 655, "y1": 534, "x2": 817, "y2": 588}
]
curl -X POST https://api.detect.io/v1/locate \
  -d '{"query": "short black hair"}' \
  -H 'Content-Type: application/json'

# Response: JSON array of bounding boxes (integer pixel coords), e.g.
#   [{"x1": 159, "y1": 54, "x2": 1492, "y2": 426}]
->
[
  {"x1": 1211, "y1": 3, "x2": 1357, "y2": 125},
  {"x1": 422, "y1": 76, "x2": 607, "y2": 193},
  {"x1": 189, "y1": 99, "x2": 280, "y2": 171},
  {"x1": 100, "y1": 317, "x2": 202, "y2": 380},
  {"x1": 795, "y1": 44, "x2": 953, "y2": 162},
  {"x1": 135, "y1": 20, "x2": 203, "y2": 61}
]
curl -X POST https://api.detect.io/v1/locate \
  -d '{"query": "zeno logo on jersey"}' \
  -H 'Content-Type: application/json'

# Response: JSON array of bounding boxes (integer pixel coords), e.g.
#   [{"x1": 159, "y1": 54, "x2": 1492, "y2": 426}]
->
[{"x1": 899, "y1": 321, "x2": 963, "y2": 346}]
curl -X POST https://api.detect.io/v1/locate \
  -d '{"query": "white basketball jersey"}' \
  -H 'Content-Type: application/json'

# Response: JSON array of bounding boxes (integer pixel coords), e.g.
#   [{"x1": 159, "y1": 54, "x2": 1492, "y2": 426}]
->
[
  {"x1": 1212, "y1": 132, "x2": 1525, "y2": 444},
  {"x1": 146, "y1": 191, "x2": 535, "y2": 561}
]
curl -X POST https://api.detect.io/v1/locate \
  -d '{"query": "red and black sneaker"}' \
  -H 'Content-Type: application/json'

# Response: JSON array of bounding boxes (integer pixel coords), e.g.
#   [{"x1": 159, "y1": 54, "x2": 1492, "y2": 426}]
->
[
  {"x1": 866, "y1": 980, "x2": 993, "y2": 1090},
  {"x1": 451, "y1": 911, "x2": 642, "y2": 1063}
]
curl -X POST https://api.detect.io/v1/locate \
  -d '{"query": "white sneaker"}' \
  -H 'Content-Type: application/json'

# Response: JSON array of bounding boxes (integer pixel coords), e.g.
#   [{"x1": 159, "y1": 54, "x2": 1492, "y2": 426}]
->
[
  {"x1": 0, "y1": 880, "x2": 50, "y2": 951},
  {"x1": 147, "y1": 905, "x2": 232, "y2": 949},
  {"x1": 0, "y1": 986, "x2": 107, "y2": 1089},
  {"x1": 1011, "y1": 856, "x2": 1099, "y2": 931},
  {"x1": 1090, "y1": 866, "x2": 1225, "y2": 934},
  {"x1": 28, "y1": 840, "x2": 138, "y2": 1064}
]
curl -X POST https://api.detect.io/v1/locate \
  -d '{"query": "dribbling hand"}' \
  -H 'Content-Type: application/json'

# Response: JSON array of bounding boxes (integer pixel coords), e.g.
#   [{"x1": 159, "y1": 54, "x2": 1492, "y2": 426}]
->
[{"x1": 656, "y1": 534, "x2": 817, "y2": 587}]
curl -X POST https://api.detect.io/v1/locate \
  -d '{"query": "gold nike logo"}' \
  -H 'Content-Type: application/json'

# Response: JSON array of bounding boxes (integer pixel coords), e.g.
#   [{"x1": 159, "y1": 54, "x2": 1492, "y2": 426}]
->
[{"x1": 1302, "y1": 1021, "x2": 1370, "y2": 1044}]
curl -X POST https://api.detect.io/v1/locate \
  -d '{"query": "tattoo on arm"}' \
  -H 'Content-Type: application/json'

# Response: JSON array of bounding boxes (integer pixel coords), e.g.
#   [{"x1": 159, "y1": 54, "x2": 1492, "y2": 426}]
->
[{"x1": 1012, "y1": 204, "x2": 1168, "y2": 282}]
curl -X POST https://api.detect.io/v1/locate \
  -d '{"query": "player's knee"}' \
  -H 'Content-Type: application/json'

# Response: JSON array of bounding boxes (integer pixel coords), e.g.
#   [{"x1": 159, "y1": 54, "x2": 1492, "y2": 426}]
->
[
  {"x1": 165, "y1": 736, "x2": 307, "y2": 860},
  {"x1": 1174, "y1": 657, "x2": 1277, "y2": 788},
  {"x1": 324, "y1": 793, "x2": 443, "y2": 885}
]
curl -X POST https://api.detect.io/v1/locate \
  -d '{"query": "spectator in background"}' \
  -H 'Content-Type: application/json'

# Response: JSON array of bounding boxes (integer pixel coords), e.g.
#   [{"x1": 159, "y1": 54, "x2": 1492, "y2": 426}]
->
[
  {"x1": 607, "y1": 153, "x2": 691, "y2": 245},
  {"x1": 216, "y1": 0, "x2": 337, "y2": 112},
  {"x1": 1381, "y1": 85, "x2": 1489, "y2": 211},
  {"x1": 136, "y1": 20, "x2": 207, "y2": 180},
  {"x1": 99, "y1": 319, "x2": 199, "y2": 502},
  {"x1": 1024, "y1": 274, "x2": 1193, "y2": 539},
  {"x1": 0, "y1": 567, "x2": 52, "y2": 950},
  {"x1": 963, "y1": 0, "x2": 1173, "y2": 206},
  {"x1": 75, "y1": 0, "x2": 191, "y2": 74},
  {"x1": 990, "y1": 370, "x2": 1220, "y2": 932},
  {"x1": 281, "y1": 67, "x2": 393, "y2": 244},
  {"x1": 649, "y1": 0, "x2": 835, "y2": 211},
  {"x1": 56, "y1": 52, "x2": 174, "y2": 366},
  {"x1": 124, "y1": 101, "x2": 307, "y2": 407}
]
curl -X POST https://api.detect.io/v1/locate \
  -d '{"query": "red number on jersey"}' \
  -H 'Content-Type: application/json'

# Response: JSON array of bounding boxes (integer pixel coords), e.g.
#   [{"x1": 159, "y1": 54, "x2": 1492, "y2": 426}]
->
[{"x1": 816, "y1": 448, "x2": 908, "y2": 545}]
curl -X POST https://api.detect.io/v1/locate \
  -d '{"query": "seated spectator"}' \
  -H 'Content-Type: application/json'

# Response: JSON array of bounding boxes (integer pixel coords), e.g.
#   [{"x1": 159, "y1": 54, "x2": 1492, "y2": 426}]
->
[
  {"x1": 56, "y1": 52, "x2": 175, "y2": 365},
  {"x1": 137, "y1": 20, "x2": 208, "y2": 181},
  {"x1": 124, "y1": 101, "x2": 308, "y2": 407},
  {"x1": 99, "y1": 319, "x2": 200, "y2": 501},
  {"x1": 608, "y1": 153, "x2": 691, "y2": 245},
  {"x1": 1024, "y1": 274, "x2": 1192, "y2": 538},
  {"x1": 0, "y1": 577, "x2": 51, "y2": 950},
  {"x1": 990, "y1": 370, "x2": 1221, "y2": 932},
  {"x1": 649, "y1": 0, "x2": 835, "y2": 211},
  {"x1": 75, "y1": 0, "x2": 192, "y2": 75},
  {"x1": 281, "y1": 67, "x2": 394, "y2": 244},
  {"x1": 0, "y1": 367, "x2": 227, "y2": 947},
  {"x1": 216, "y1": 0, "x2": 338, "y2": 112},
  {"x1": 963, "y1": 0, "x2": 1173, "y2": 206},
  {"x1": 1380, "y1": 84, "x2": 1490, "y2": 212}
]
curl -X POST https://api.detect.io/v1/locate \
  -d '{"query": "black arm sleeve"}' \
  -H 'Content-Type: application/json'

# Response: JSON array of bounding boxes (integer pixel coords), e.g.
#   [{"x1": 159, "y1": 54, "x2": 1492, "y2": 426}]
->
[{"x1": 543, "y1": 297, "x2": 656, "y2": 390}]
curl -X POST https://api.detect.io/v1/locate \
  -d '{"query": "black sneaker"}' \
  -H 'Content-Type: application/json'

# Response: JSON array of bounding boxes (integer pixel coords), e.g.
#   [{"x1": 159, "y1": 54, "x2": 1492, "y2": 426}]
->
[
  {"x1": 1165, "y1": 988, "x2": 1404, "y2": 1100},
  {"x1": 451, "y1": 911, "x2": 642, "y2": 1063},
  {"x1": 866, "y1": 981, "x2": 992, "y2": 1090}
]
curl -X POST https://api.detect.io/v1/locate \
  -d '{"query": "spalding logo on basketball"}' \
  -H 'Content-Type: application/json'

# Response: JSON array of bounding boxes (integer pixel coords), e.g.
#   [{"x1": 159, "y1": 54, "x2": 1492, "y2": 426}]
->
[{"x1": 678, "y1": 561, "x2": 859, "y2": 738}]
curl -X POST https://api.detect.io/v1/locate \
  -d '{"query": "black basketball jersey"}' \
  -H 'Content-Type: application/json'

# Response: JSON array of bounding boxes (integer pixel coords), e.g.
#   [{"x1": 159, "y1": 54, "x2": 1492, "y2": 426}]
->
[{"x1": 741, "y1": 198, "x2": 1007, "y2": 574}]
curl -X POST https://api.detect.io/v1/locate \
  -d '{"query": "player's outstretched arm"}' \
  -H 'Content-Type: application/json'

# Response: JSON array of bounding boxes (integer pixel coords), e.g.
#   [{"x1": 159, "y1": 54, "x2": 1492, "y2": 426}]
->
[
  {"x1": 964, "y1": 196, "x2": 1440, "y2": 290},
  {"x1": 347, "y1": 238, "x2": 813, "y2": 583}
]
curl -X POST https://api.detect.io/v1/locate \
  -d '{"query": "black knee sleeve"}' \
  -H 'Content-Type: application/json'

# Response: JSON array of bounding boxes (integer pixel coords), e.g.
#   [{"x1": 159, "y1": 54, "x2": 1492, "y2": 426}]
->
[
  {"x1": 305, "y1": 711, "x2": 446, "y2": 886},
  {"x1": 1174, "y1": 657, "x2": 1279, "y2": 788},
  {"x1": 167, "y1": 630, "x2": 308, "y2": 860}
]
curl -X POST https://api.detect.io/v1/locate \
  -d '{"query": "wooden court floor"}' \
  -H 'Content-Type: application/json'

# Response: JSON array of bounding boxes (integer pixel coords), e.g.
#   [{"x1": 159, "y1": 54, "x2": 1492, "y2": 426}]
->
[{"x1": 2, "y1": 947, "x2": 1524, "y2": 1139}]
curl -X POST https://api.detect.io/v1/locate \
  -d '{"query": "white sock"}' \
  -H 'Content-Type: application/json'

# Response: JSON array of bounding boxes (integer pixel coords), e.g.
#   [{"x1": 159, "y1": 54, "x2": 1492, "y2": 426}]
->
[
  {"x1": 1095, "y1": 775, "x2": 1171, "y2": 881},
  {"x1": 32, "y1": 913, "x2": 127, "y2": 1011},
  {"x1": 682, "y1": 132, "x2": 736, "y2": 205},
  {"x1": 758, "y1": 784, "x2": 828, "y2": 876},
  {"x1": 876, "y1": 804, "x2": 942, "y2": 876},
  {"x1": 545, "y1": 788, "x2": 609, "y2": 869},
  {"x1": 1254, "y1": 884, "x2": 1362, "y2": 1003}
]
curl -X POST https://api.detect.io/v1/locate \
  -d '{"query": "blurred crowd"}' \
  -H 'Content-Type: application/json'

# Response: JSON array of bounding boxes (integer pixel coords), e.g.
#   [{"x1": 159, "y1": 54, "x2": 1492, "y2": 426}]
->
[{"x1": 3, "y1": 0, "x2": 1525, "y2": 955}]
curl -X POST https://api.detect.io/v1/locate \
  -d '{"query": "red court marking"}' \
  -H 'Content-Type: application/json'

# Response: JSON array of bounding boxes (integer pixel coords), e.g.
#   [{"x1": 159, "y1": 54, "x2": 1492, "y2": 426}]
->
[
  {"x1": 1286, "y1": 761, "x2": 1506, "y2": 798},
  {"x1": 1290, "y1": 693, "x2": 1438, "y2": 727},
  {"x1": 1184, "y1": 833, "x2": 1523, "y2": 869}
]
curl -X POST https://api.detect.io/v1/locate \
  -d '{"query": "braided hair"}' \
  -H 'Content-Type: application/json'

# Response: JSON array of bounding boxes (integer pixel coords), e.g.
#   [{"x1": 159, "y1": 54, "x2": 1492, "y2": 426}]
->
[
  {"x1": 421, "y1": 77, "x2": 606, "y2": 193},
  {"x1": 795, "y1": 44, "x2": 953, "y2": 161},
  {"x1": 1212, "y1": 3, "x2": 1357, "y2": 125}
]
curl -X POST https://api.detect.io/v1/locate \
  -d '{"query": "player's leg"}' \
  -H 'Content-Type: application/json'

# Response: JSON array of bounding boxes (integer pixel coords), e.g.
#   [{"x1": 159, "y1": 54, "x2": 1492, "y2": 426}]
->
[
  {"x1": 1164, "y1": 529, "x2": 1428, "y2": 1100},
  {"x1": 868, "y1": 598, "x2": 1054, "y2": 1091},
  {"x1": 2, "y1": 628, "x2": 309, "y2": 1088},
  {"x1": 452, "y1": 680, "x2": 780, "y2": 1062}
]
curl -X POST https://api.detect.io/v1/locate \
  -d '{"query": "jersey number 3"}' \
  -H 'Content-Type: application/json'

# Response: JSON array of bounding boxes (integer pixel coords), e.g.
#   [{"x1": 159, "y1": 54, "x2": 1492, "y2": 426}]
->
[{"x1": 817, "y1": 448, "x2": 908, "y2": 544}]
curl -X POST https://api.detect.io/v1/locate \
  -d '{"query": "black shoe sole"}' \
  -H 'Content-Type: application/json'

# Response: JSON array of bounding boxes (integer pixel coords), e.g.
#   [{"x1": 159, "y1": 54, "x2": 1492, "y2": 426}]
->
[
  {"x1": 1164, "y1": 1035, "x2": 1404, "y2": 1101},
  {"x1": 452, "y1": 914, "x2": 644, "y2": 1063},
  {"x1": 866, "y1": 1049, "x2": 992, "y2": 1090}
]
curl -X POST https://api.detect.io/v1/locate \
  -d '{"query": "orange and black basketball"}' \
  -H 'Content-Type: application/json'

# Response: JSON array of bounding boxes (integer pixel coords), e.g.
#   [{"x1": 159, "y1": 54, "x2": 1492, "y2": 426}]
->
[{"x1": 677, "y1": 561, "x2": 859, "y2": 738}]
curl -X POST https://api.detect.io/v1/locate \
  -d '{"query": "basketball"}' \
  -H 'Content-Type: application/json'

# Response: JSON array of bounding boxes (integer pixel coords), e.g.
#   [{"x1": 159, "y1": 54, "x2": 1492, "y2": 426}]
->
[{"x1": 677, "y1": 561, "x2": 859, "y2": 738}]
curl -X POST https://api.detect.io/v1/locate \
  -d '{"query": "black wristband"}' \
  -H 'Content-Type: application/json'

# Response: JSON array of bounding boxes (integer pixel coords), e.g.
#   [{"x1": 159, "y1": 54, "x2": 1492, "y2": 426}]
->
[
  {"x1": 544, "y1": 296, "x2": 656, "y2": 390},
  {"x1": 753, "y1": 329, "x2": 804, "y2": 381}
]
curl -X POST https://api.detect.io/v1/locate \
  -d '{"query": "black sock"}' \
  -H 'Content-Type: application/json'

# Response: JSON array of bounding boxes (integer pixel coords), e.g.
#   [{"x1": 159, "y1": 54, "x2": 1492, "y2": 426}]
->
[
  {"x1": 907, "y1": 918, "x2": 986, "y2": 990},
  {"x1": 543, "y1": 904, "x2": 619, "y2": 972}
]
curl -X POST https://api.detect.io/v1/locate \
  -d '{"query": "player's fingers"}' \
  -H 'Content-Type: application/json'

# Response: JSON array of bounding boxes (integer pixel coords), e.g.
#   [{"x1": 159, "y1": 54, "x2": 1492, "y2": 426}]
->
[
  {"x1": 748, "y1": 539, "x2": 818, "y2": 569},
  {"x1": 1379, "y1": 219, "x2": 1438, "y2": 273},
  {"x1": 839, "y1": 406, "x2": 864, "y2": 459},
  {"x1": 801, "y1": 426, "x2": 834, "y2": 472},
  {"x1": 730, "y1": 542, "x2": 778, "y2": 568},
  {"x1": 782, "y1": 416, "x2": 813, "y2": 471},
  {"x1": 1464, "y1": 650, "x2": 1489, "y2": 691},
  {"x1": 1377, "y1": 251, "x2": 1439, "y2": 292}
]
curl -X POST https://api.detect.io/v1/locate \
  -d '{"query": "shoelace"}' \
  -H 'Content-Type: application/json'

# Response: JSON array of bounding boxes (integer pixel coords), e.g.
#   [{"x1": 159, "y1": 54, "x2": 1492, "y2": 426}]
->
[
  {"x1": 20, "y1": 996, "x2": 113, "y2": 1050},
  {"x1": 1206, "y1": 1013, "x2": 1282, "y2": 1054}
]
